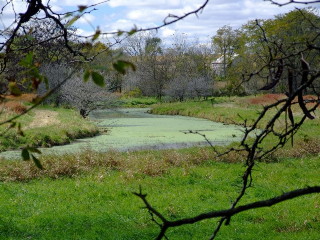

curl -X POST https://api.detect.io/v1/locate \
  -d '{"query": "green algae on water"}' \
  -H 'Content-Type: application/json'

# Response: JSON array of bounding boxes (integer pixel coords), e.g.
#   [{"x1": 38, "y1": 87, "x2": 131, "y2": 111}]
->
[{"x1": 0, "y1": 108, "x2": 244, "y2": 159}]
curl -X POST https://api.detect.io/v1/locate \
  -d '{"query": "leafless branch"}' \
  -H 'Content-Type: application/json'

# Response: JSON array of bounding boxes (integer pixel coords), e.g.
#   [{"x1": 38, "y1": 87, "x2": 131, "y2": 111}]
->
[
  {"x1": 265, "y1": 0, "x2": 320, "y2": 6},
  {"x1": 74, "y1": 0, "x2": 211, "y2": 39},
  {"x1": 134, "y1": 186, "x2": 320, "y2": 239}
]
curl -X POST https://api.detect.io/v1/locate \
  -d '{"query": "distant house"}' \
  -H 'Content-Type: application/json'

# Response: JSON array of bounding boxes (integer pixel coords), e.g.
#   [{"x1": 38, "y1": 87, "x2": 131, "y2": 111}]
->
[
  {"x1": 211, "y1": 56, "x2": 225, "y2": 76},
  {"x1": 211, "y1": 54, "x2": 238, "y2": 76}
]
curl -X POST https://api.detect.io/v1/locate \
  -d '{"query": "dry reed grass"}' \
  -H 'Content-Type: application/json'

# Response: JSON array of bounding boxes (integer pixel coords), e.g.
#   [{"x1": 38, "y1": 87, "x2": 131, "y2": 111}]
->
[
  {"x1": 1, "y1": 93, "x2": 37, "y2": 102},
  {"x1": 1, "y1": 101, "x2": 27, "y2": 114},
  {"x1": 247, "y1": 94, "x2": 319, "y2": 110},
  {"x1": 0, "y1": 93, "x2": 38, "y2": 114},
  {"x1": 272, "y1": 137, "x2": 320, "y2": 160},
  {"x1": 246, "y1": 94, "x2": 286, "y2": 105},
  {"x1": 1, "y1": 134, "x2": 319, "y2": 182},
  {"x1": 0, "y1": 148, "x2": 218, "y2": 182}
]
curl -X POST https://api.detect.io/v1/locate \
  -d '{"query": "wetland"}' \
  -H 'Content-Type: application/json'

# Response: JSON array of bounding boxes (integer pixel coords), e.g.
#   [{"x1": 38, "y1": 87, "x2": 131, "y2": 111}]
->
[{"x1": 0, "y1": 108, "x2": 244, "y2": 159}]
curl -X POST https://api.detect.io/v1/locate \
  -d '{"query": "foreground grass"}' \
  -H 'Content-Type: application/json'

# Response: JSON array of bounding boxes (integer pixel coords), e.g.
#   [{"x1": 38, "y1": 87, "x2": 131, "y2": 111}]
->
[
  {"x1": 0, "y1": 105, "x2": 99, "y2": 151},
  {"x1": 0, "y1": 150, "x2": 319, "y2": 239}
]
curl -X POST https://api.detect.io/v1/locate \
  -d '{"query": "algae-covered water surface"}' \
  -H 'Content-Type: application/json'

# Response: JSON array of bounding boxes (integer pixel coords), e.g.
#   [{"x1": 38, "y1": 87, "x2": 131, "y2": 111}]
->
[{"x1": 1, "y1": 108, "x2": 244, "y2": 159}]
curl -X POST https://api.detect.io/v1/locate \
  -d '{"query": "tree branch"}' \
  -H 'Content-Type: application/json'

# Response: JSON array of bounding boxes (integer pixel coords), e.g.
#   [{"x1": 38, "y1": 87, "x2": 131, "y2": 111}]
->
[{"x1": 134, "y1": 186, "x2": 320, "y2": 238}]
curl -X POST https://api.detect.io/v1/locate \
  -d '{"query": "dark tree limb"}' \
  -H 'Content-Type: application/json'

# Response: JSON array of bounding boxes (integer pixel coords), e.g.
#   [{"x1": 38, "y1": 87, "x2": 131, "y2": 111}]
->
[
  {"x1": 265, "y1": 0, "x2": 320, "y2": 6},
  {"x1": 134, "y1": 186, "x2": 320, "y2": 239}
]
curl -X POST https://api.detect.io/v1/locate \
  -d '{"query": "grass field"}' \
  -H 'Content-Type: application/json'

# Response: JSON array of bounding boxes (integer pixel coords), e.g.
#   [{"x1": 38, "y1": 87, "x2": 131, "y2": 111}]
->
[
  {"x1": 0, "y1": 152, "x2": 319, "y2": 239},
  {"x1": 0, "y1": 94, "x2": 319, "y2": 239}
]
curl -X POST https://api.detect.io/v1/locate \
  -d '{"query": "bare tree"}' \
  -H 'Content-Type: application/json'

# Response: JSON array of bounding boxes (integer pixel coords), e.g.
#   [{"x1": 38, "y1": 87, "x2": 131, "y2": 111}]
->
[
  {"x1": 38, "y1": 63, "x2": 118, "y2": 117},
  {"x1": 165, "y1": 75, "x2": 190, "y2": 102}
]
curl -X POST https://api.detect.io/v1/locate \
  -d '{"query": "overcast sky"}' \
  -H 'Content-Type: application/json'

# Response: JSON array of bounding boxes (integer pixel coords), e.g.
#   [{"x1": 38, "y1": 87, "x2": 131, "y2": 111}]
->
[{"x1": 1, "y1": 0, "x2": 318, "y2": 43}]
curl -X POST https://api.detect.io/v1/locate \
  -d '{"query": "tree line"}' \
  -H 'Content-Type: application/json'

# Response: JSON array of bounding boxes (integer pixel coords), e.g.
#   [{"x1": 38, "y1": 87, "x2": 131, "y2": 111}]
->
[
  {"x1": 119, "y1": 8, "x2": 319, "y2": 99},
  {"x1": 1, "y1": 8, "x2": 319, "y2": 110}
]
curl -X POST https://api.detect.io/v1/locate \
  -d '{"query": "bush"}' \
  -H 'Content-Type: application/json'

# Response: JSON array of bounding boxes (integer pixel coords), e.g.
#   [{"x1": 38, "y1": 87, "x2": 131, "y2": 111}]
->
[{"x1": 123, "y1": 88, "x2": 142, "y2": 98}]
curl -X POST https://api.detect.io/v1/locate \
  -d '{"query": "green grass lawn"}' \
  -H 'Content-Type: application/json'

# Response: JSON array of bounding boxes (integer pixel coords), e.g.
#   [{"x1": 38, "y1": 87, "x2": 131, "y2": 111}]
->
[{"x1": 0, "y1": 154, "x2": 319, "y2": 239}]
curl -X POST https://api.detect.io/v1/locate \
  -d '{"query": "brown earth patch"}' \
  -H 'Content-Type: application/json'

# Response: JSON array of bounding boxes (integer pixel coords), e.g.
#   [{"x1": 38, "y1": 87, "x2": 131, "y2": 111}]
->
[
  {"x1": 214, "y1": 103, "x2": 238, "y2": 108},
  {"x1": 247, "y1": 94, "x2": 286, "y2": 105},
  {"x1": 28, "y1": 110, "x2": 60, "y2": 128}
]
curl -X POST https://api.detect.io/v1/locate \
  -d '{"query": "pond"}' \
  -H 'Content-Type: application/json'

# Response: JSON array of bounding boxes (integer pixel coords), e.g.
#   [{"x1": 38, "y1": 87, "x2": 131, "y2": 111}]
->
[{"x1": 0, "y1": 108, "x2": 244, "y2": 159}]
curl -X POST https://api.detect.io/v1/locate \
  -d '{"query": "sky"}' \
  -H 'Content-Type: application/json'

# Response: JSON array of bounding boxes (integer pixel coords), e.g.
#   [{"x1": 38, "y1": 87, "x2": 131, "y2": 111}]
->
[{"x1": 0, "y1": 0, "x2": 318, "y2": 44}]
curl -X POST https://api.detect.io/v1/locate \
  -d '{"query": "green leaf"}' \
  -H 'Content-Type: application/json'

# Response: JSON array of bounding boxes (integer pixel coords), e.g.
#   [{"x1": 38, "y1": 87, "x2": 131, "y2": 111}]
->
[
  {"x1": 19, "y1": 52, "x2": 33, "y2": 67},
  {"x1": 83, "y1": 70, "x2": 91, "y2": 82},
  {"x1": 128, "y1": 27, "x2": 137, "y2": 36},
  {"x1": 17, "y1": 123, "x2": 24, "y2": 137},
  {"x1": 31, "y1": 154, "x2": 43, "y2": 170},
  {"x1": 113, "y1": 60, "x2": 136, "y2": 75},
  {"x1": 92, "y1": 29, "x2": 101, "y2": 42},
  {"x1": 22, "y1": 149, "x2": 30, "y2": 161},
  {"x1": 8, "y1": 82, "x2": 22, "y2": 96},
  {"x1": 66, "y1": 15, "x2": 80, "y2": 27},
  {"x1": 41, "y1": 76, "x2": 49, "y2": 89},
  {"x1": 24, "y1": 34, "x2": 35, "y2": 41},
  {"x1": 117, "y1": 30, "x2": 124, "y2": 36},
  {"x1": 65, "y1": 13, "x2": 72, "y2": 18},
  {"x1": 28, "y1": 147, "x2": 42, "y2": 154},
  {"x1": 91, "y1": 71, "x2": 105, "y2": 87}
]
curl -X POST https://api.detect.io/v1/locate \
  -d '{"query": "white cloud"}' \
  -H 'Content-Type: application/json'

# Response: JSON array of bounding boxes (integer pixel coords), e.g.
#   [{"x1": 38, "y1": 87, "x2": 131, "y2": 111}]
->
[
  {"x1": 0, "y1": 0, "x2": 317, "y2": 44},
  {"x1": 161, "y1": 28, "x2": 176, "y2": 38},
  {"x1": 104, "y1": 18, "x2": 136, "y2": 32},
  {"x1": 101, "y1": 0, "x2": 298, "y2": 37},
  {"x1": 107, "y1": 0, "x2": 185, "y2": 8},
  {"x1": 58, "y1": 0, "x2": 105, "y2": 7},
  {"x1": 75, "y1": 28, "x2": 95, "y2": 37},
  {"x1": 0, "y1": 0, "x2": 27, "y2": 28}
]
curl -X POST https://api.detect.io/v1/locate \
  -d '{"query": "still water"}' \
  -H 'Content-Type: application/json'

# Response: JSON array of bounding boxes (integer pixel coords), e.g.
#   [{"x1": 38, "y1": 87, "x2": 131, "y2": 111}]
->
[{"x1": 1, "y1": 108, "x2": 244, "y2": 159}]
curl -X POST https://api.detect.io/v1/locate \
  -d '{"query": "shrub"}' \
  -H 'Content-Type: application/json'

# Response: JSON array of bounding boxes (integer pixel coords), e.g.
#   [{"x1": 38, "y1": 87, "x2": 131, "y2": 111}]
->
[{"x1": 123, "y1": 88, "x2": 142, "y2": 98}]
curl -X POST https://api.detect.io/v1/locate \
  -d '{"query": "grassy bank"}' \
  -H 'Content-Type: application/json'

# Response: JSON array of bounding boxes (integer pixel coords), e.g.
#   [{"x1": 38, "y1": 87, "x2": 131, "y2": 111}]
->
[
  {"x1": 0, "y1": 150, "x2": 319, "y2": 239},
  {"x1": 150, "y1": 97, "x2": 261, "y2": 125},
  {"x1": 0, "y1": 97, "x2": 99, "y2": 151},
  {"x1": 120, "y1": 96, "x2": 160, "y2": 107},
  {"x1": 150, "y1": 95, "x2": 290, "y2": 126},
  {"x1": 150, "y1": 95, "x2": 320, "y2": 157}
]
